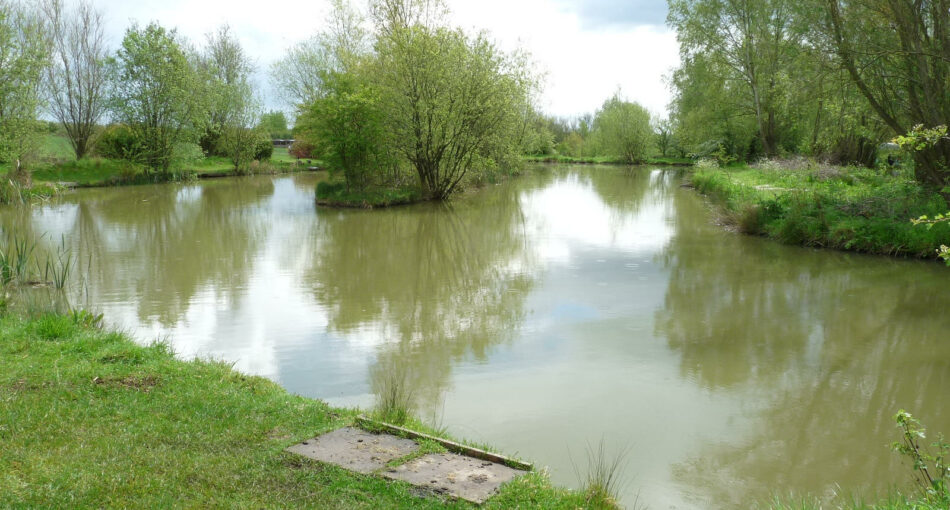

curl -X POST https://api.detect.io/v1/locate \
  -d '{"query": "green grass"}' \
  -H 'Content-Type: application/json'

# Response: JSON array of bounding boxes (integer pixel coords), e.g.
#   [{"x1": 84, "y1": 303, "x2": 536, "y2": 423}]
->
[
  {"x1": 522, "y1": 154, "x2": 693, "y2": 166},
  {"x1": 39, "y1": 133, "x2": 76, "y2": 161},
  {"x1": 273, "y1": 147, "x2": 300, "y2": 164},
  {"x1": 31, "y1": 158, "x2": 139, "y2": 186},
  {"x1": 21, "y1": 136, "x2": 311, "y2": 188},
  {"x1": 689, "y1": 160, "x2": 950, "y2": 259},
  {"x1": 316, "y1": 181, "x2": 424, "y2": 208},
  {"x1": 0, "y1": 312, "x2": 589, "y2": 508}
]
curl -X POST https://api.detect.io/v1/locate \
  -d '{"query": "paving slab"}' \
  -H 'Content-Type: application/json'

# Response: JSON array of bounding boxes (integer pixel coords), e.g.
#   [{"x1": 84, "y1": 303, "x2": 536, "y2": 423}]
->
[
  {"x1": 286, "y1": 427, "x2": 419, "y2": 474},
  {"x1": 382, "y1": 452, "x2": 526, "y2": 504}
]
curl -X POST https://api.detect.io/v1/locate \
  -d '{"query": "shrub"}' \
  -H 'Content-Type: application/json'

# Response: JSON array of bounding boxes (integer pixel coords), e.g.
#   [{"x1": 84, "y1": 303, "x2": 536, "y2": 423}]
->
[
  {"x1": 169, "y1": 142, "x2": 204, "y2": 170},
  {"x1": 289, "y1": 140, "x2": 314, "y2": 159},
  {"x1": 95, "y1": 125, "x2": 143, "y2": 161},
  {"x1": 253, "y1": 139, "x2": 273, "y2": 161}
]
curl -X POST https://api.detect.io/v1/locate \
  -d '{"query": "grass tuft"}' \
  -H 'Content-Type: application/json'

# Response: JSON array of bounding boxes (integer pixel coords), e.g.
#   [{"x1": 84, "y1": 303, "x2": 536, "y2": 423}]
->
[
  {"x1": 370, "y1": 361, "x2": 415, "y2": 426},
  {"x1": 571, "y1": 440, "x2": 631, "y2": 510}
]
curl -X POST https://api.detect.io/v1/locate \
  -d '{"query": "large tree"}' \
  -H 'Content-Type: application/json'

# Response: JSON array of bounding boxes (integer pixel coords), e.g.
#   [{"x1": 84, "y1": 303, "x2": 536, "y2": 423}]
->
[
  {"x1": 41, "y1": 0, "x2": 108, "y2": 160},
  {"x1": 818, "y1": 0, "x2": 950, "y2": 188},
  {"x1": 110, "y1": 23, "x2": 201, "y2": 175},
  {"x1": 669, "y1": 0, "x2": 802, "y2": 158},
  {"x1": 0, "y1": 0, "x2": 49, "y2": 181}
]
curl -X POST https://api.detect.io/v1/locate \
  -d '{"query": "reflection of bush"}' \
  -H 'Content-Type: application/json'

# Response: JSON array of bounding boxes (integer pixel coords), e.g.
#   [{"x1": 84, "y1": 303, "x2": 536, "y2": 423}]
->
[{"x1": 307, "y1": 189, "x2": 537, "y2": 412}]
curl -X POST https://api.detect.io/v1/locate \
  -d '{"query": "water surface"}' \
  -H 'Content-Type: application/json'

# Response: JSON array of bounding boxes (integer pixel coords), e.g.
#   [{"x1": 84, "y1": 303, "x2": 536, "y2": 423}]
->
[{"x1": 5, "y1": 166, "x2": 949, "y2": 508}]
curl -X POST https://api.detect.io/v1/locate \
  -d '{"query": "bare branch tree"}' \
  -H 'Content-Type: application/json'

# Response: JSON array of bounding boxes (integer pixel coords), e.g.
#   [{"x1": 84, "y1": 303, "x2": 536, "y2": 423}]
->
[{"x1": 41, "y1": 0, "x2": 108, "y2": 160}]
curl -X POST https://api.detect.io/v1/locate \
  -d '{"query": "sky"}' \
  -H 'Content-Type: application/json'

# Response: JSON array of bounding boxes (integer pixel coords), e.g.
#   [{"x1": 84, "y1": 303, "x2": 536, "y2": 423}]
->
[{"x1": 88, "y1": 0, "x2": 679, "y2": 119}]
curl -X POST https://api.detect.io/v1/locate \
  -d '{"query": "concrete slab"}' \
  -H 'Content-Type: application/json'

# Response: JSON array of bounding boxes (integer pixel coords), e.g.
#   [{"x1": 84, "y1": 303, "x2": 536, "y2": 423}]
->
[
  {"x1": 286, "y1": 427, "x2": 419, "y2": 474},
  {"x1": 382, "y1": 452, "x2": 526, "y2": 504}
]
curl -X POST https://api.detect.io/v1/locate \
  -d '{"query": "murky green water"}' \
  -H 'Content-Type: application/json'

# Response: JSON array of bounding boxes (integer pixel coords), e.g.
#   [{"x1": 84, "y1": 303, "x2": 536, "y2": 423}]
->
[{"x1": 4, "y1": 166, "x2": 949, "y2": 508}]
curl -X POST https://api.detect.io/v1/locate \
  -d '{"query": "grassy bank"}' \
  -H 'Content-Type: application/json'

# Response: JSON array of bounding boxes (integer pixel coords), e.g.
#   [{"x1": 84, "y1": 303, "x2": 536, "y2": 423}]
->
[
  {"x1": 1, "y1": 136, "x2": 316, "y2": 190},
  {"x1": 522, "y1": 154, "x2": 693, "y2": 166},
  {"x1": 0, "y1": 312, "x2": 589, "y2": 508},
  {"x1": 30, "y1": 151, "x2": 310, "y2": 188},
  {"x1": 689, "y1": 160, "x2": 950, "y2": 259}
]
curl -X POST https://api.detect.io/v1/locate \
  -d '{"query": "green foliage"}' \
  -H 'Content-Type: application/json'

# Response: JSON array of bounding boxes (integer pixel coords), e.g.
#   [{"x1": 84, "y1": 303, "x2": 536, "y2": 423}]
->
[
  {"x1": 0, "y1": 1, "x2": 50, "y2": 180},
  {"x1": 691, "y1": 161, "x2": 950, "y2": 258},
  {"x1": 591, "y1": 94, "x2": 654, "y2": 165},
  {"x1": 373, "y1": 12, "x2": 535, "y2": 199},
  {"x1": 94, "y1": 124, "x2": 143, "y2": 161},
  {"x1": 283, "y1": 0, "x2": 535, "y2": 201},
  {"x1": 892, "y1": 411, "x2": 950, "y2": 505},
  {"x1": 253, "y1": 139, "x2": 273, "y2": 161},
  {"x1": 669, "y1": 0, "x2": 950, "y2": 184},
  {"x1": 901, "y1": 126, "x2": 950, "y2": 265},
  {"x1": 199, "y1": 25, "x2": 263, "y2": 173},
  {"x1": 895, "y1": 126, "x2": 950, "y2": 154},
  {"x1": 299, "y1": 69, "x2": 392, "y2": 192},
  {"x1": 258, "y1": 111, "x2": 291, "y2": 140},
  {"x1": 110, "y1": 22, "x2": 201, "y2": 175},
  {"x1": 169, "y1": 142, "x2": 204, "y2": 173}
]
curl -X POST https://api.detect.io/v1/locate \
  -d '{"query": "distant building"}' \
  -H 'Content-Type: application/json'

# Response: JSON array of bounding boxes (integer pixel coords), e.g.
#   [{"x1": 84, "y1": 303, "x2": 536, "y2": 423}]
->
[{"x1": 273, "y1": 139, "x2": 295, "y2": 148}]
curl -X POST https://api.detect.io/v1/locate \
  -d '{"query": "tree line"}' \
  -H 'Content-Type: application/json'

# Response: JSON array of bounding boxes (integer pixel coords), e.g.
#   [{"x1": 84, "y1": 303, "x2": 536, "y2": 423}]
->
[
  {"x1": 0, "y1": 0, "x2": 292, "y2": 183},
  {"x1": 666, "y1": 0, "x2": 950, "y2": 189}
]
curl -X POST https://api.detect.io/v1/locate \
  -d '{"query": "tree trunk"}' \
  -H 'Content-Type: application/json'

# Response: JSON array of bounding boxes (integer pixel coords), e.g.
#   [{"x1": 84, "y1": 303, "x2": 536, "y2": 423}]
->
[{"x1": 913, "y1": 139, "x2": 950, "y2": 191}]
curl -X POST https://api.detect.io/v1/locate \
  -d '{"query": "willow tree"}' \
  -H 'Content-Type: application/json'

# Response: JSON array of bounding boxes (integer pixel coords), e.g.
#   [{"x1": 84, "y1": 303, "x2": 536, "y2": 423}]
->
[
  {"x1": 271, "y1": 0, "x2": 368, "y2": 113},
  {"x1": 669, "y1": 0, "x2": 803, "y2": 158},
  {"x1": 372, "y1": 0, "x2": 533, "y2": 199},
  {"x1": 41, "y1": 0, "x2": 108, "y2": 160},
  {"x1": 0, "y1": 1, "x2": 48, "y2": 181},
  {"x1": 818, "y1": 0, "x2": 950, "y2": 188}
]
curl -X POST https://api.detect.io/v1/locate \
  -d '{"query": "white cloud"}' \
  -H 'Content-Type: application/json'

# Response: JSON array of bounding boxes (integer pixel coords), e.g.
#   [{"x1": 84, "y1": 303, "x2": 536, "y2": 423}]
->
[{"x1": 80, "y1": 0, "x2": 678, "y2": 118}]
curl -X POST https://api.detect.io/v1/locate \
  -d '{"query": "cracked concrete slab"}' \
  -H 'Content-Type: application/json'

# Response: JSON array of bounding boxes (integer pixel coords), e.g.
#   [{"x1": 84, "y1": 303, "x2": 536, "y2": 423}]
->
[
  {"x1": 382, "y1": 452, "x2": 526, "y2": 504},
  {"x1": 286, "y1": 427, "x2": 419, "y2": 474}
]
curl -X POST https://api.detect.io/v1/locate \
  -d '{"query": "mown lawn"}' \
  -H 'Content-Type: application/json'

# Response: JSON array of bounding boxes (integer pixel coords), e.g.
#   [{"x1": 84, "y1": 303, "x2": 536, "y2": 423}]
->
[{"x1": 0, "y1": 313, "x2": 588, "y2": 509}]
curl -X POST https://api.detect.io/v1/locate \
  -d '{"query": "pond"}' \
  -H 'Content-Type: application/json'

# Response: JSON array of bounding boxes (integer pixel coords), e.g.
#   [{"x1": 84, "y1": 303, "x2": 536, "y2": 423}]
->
[{"x1": 4, "y1": 165, "x2": 949, "y2": 508}]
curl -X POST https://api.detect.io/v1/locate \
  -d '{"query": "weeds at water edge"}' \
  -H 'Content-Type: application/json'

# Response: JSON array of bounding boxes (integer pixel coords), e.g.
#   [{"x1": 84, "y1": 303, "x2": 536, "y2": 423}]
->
[
  {"x1": 370, "y1": 362, "x2": 415, "y2": 426},
  {"x1": 570, "y1": 439, "x2": 634, "y2": 510}
]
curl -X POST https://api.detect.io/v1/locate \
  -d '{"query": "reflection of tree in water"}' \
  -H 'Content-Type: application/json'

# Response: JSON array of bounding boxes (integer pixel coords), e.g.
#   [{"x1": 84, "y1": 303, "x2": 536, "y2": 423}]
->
[
  {"x1": 656, "y1": 189, "x2": 950, "y2": 506},
  {"x1": 586, "y1": 165, "x2": 661, "y2": 214},
  {"x1": 306, "y1": 186, "x2": 536, "y2": 414},
  {"x1": 1, "y1": 178, "x2": 276, "y2": 326}
]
